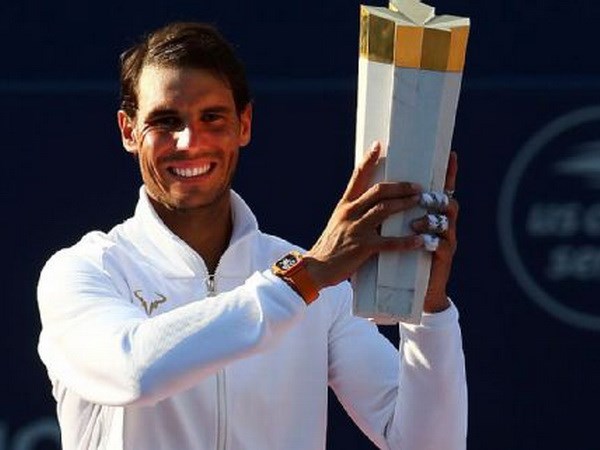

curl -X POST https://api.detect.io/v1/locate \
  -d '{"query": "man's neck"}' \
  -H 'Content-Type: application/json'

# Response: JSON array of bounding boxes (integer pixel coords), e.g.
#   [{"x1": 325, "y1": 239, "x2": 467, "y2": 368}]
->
[{"x1": 150, "y1": 195, "x2": 233, "y2": 274}]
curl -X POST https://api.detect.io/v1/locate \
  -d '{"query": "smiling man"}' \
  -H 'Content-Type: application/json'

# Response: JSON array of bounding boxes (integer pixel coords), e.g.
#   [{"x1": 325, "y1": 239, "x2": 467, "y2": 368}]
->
[
  {"x1": 118, "y1": 61, "x2": 252, "y2": 273},
  {"x1": 36, "y1": 22, "x2": 467, "y2": 450}
]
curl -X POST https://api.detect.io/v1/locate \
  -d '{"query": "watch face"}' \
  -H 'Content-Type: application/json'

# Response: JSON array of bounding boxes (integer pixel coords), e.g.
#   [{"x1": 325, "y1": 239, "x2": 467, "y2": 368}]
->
[{"x1": 277, "y1": 254, "x2": 299, "y2": 271}]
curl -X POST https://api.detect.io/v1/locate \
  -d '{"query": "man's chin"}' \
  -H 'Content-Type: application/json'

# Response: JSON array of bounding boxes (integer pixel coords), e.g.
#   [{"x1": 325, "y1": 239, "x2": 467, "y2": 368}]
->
[
  {"x1": 167, "y1": 191, "x2": 229, "y2": 212},
  {"x1": 146, "y1": 184, "x2": 231, "y2": 213}
]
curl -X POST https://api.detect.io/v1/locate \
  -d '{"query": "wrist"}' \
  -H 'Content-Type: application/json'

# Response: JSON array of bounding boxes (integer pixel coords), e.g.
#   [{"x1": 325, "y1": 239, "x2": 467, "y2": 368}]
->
[
  {"x1": 271, "y1": 251, "x2": 320, "y2": 304},
  {"x1": 301, "y1": 255, "x2": 327, "y2": 292},
  {"x1": 423, "y1": 292, "x2": 450, "y2": 313}
]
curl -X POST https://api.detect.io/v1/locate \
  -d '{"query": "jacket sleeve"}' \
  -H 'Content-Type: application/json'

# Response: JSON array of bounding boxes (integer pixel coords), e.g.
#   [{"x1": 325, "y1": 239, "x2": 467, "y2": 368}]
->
[
  {"x1": 37, "y1": 250, "x2": 306, "y2": 407},
  {"x1": 327, "y1": 283, "x2": 467, "y2": 450}
]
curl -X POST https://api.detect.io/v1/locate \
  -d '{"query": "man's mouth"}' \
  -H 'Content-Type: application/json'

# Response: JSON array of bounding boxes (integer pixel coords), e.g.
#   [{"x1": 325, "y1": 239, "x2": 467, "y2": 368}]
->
[{"x1": 168, "y1": 164, "x2": 213, "y2": 178}]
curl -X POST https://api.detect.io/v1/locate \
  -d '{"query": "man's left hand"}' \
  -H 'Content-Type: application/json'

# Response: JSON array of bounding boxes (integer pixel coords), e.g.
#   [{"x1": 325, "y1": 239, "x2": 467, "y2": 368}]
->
[{"x1": 410, "y1": 151, "x2": 459, "y2": 313}]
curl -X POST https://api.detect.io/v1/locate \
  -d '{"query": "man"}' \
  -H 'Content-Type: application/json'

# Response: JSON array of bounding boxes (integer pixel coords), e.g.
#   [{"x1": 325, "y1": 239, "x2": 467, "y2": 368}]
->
[{"x1": 37, "y1": 22, "x2": 466, "y2": 450}]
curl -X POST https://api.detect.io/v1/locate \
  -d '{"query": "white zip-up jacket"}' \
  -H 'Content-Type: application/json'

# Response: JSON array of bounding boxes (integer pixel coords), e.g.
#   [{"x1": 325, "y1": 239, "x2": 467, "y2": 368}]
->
[{"x1": 37, "y1": 188, "x2": 467, "y2": 450}]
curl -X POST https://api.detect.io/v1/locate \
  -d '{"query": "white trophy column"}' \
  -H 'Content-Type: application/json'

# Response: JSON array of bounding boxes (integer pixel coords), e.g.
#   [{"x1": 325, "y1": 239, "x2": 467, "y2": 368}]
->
[
  {"x1": 351, "y1": 56, "x2": 395, "y2": 322},
  {"x1": 377, "y1": 67, "x2": 463, "y2": 323}
]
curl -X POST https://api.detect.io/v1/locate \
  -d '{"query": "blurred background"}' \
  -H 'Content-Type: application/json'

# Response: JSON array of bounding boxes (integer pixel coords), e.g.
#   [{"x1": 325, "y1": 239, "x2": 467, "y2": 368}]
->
[{"x1": 3, "y1": 0, "x2": 600, "y2": 448}]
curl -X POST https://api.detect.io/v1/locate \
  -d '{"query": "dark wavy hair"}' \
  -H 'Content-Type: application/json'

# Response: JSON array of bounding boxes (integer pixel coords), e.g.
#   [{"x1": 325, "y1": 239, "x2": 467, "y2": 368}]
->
[{"x1": 119, "y1": 22, "x2": 251, "y2": 118}]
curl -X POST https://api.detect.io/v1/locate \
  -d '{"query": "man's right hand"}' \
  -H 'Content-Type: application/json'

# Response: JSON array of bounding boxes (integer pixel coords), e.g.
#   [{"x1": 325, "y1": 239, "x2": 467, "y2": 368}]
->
[{"x1": 304, "y1": 141, "x2": 424, "y2": 291}]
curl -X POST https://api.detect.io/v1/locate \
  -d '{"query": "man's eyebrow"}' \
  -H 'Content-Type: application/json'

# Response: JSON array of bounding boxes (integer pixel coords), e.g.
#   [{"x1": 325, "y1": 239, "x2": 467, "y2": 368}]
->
[
  {"x1": 201, "y1": 105, "x2": 233, "y2": 114},
  {"x1": 145, "y1": 108, "x2": 179, "y2": 121}
]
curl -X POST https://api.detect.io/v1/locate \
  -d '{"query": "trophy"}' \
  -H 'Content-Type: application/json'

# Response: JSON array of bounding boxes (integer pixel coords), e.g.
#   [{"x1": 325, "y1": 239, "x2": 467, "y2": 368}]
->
[{"x1": 352, "y1": 0, "x2": 470, "y2": 324}]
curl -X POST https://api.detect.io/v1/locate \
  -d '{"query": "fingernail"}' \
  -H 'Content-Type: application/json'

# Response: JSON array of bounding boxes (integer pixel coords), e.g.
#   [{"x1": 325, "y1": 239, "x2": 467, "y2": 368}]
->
[
  {"x1": 419, "y1": 191, "x2": 449, "y2": 210},
  {"x1": 422, "y1": 234, "x2": 440, "y2": 252},
  {"x1": 370, "y1": 140, "x2": 381, "y2": 153}
]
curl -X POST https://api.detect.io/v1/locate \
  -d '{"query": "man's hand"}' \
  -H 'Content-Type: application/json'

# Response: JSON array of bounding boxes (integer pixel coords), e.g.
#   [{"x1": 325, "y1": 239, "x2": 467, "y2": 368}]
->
[
  {"x1": 305, "y1": 143, "x2": 460, "y2": 315},
  {"x1": 410, "y1": 151, "x2": 459, "y2": 313},
  {"x1": 305, "y1": 142, "x2": 424, "y2": 290}
]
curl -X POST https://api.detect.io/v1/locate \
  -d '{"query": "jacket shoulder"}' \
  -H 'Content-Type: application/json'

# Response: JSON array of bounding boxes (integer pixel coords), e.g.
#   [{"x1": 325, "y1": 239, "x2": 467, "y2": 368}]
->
[{"x1": 39, "y1": 232, "x2": 113, "y2": 292}]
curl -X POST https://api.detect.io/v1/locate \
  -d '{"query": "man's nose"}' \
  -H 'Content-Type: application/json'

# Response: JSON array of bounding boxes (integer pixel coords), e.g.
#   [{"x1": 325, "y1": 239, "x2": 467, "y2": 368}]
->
[{"x1": 174, "y1": 126, "x2": 194, "y2": 151}]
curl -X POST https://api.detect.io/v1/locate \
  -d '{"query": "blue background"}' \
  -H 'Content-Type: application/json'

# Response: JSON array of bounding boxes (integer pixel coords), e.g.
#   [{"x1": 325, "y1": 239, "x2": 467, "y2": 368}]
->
[{"x1": 3, "y1": 0, "x2": 600, "y2": 448}]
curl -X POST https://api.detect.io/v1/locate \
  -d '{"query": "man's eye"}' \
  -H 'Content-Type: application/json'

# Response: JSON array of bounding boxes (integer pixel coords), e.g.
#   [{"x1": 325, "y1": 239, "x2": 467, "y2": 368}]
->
[{"x1": 202, "y1": 112, "x2": 224, "y2": 123}]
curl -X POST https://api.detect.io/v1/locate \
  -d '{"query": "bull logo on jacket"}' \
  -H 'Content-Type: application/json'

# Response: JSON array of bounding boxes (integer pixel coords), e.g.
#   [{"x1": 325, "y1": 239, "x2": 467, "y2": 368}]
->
[{"x1": 132, "y1": 290, "x2": 167, "y2": 316}]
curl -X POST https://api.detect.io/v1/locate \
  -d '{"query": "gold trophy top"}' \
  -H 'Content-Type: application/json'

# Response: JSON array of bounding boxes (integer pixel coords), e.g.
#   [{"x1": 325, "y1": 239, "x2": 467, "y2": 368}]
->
[{"x1": 359, "y1": 0, "x2": 470, "y2": 72}]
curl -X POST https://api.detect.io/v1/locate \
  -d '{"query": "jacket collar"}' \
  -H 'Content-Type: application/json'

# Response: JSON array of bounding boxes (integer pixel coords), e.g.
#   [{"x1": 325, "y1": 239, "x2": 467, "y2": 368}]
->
[{"x1": 128, "y1": 186, "x2": 259, "y2": 279}]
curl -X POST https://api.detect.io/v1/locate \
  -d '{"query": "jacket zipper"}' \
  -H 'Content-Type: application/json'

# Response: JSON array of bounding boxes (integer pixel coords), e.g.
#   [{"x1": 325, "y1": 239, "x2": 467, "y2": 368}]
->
[
  {"x1": 205, "y1": 274, "x2": 227, "y2": 450},
  {"x1": 216, "y1": 370, "x2": 227, "y2": 450},
  {"x1": 206, "y1": 274, "x2": 216, "y2": 297}
]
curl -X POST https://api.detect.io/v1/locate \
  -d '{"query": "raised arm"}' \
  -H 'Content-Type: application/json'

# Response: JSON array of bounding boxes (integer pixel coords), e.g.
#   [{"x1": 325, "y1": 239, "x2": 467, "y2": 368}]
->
[{"x1": 309, "y1": 144, "x2": 466, "y2": 449}]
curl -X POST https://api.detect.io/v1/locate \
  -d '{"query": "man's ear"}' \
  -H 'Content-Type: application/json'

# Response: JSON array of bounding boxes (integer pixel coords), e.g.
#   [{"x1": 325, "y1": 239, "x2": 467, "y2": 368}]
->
[
  {"x1": 239, "y1": 103, "x2": 253, "y2": 148},
  {"x1": 117, "y1": 110, "x2": 138, "y2": 153}
]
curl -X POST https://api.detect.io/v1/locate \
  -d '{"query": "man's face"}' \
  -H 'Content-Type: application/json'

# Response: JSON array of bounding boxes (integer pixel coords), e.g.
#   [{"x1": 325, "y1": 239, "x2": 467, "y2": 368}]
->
[{"x1": 118, "y1": 65, "x2": 252, "y2": 211}]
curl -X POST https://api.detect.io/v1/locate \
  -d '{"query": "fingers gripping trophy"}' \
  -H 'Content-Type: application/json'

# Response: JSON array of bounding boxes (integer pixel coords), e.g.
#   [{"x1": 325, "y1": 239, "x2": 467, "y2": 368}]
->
[{"x1": 352, "y1": 0, "x2": 470, "y2": 324}]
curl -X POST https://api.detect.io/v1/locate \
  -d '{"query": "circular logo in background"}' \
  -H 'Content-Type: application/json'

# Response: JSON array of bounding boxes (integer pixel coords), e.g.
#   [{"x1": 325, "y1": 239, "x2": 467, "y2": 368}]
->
[{"x1": 498, "y1": 106, "x2": 600, "y2": 331}]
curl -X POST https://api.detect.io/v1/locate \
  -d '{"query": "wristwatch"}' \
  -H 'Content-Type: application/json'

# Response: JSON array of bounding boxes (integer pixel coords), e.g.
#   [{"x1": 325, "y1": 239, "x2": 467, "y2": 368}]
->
[{"x1": 271, "y1": 251, "x2": 319, "y2": 304}]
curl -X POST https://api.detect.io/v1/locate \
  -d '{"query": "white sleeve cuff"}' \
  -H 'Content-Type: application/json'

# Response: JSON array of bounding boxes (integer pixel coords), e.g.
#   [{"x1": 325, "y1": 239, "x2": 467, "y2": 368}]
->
[{"x1": 400, "y1": 299, "x2": 460, "y2": 332}]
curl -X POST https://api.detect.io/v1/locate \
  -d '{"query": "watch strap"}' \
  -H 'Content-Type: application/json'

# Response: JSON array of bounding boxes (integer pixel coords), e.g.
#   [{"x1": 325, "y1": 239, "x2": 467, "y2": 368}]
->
[{"x1": 271, "y1": 251, "x2": 319, "y2": 304}]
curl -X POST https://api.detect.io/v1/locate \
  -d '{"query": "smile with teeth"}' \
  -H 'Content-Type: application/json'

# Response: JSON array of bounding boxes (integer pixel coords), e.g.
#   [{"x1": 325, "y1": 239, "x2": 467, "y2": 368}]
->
[{"x1": 169, "y1": 164, "x2": 212, "y2": 178}]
